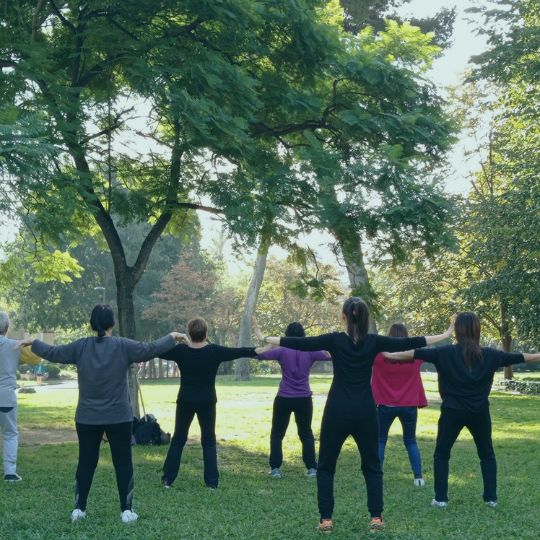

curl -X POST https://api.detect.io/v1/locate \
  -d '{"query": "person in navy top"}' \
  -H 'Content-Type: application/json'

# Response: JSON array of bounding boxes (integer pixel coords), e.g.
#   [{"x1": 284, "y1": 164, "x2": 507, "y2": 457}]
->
[{"x1": 384, "y1": 311, "x2": 540, "y2": 508}]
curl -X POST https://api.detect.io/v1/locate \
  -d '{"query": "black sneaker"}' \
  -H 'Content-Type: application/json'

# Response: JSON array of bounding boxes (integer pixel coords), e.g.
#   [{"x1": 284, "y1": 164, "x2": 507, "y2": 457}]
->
[{"x1": 4, "y1": 473, "x2": 22, "y2": 482}]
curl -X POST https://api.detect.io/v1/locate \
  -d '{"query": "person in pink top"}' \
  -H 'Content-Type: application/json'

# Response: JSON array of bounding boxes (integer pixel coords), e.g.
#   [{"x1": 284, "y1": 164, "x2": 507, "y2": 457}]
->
[{"x1": 371, "y1": 323, "x2": 427, "y2": 486}]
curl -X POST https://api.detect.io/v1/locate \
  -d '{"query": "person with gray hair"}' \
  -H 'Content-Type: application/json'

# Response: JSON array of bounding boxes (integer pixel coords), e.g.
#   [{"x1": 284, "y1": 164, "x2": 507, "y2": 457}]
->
[{"x1": 0, "y1": 311, "x2": 40, "y2": 482}]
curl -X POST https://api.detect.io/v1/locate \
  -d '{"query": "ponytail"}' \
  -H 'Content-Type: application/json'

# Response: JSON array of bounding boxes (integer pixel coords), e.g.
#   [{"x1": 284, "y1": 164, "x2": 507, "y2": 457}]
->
[
  {"x1": 90, "y1": 304, "x2": 115, "y2": 340},
  {"x1": 342, "y1": 297, "x2": 370, "y2": 344}
]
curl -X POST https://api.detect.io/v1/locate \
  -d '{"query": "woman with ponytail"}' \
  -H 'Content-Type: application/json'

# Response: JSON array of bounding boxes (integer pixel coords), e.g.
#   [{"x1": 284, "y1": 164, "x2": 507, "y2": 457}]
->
[
  {"x1": 384, "y1": 311, "x2": 540, "y2": 509},
  {"x1": 19, "y1": 305, "x2": 187, "y2": 524},
  {"x1": 263, "y1": 297, "x2": 454, "y2": 533}
]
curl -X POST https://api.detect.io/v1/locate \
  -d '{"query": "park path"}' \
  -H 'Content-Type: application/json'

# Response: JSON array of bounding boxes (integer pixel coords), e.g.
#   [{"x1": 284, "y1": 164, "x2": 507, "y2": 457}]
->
[
  {"x1": 18, "y1": 380, "x2": 79, "y2": 446},
  {"x1": 19, "y1": 426, "x2": 77, "y2": 446}
]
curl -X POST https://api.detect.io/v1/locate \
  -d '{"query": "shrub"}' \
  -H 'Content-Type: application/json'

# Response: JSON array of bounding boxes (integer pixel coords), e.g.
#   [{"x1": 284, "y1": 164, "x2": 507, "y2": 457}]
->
[
  {"x1": 500, "y1": 379, "x2": 540, "y2": 395},
  {"x1": 44, "y1": 363, "x2": 61, "y2": 379}
]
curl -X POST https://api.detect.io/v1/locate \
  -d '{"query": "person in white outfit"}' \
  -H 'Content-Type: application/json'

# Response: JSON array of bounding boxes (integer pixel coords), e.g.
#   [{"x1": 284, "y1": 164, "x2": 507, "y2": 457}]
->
[{"x1": 0, "y1": 311, "x2": 40, "y2": 482}]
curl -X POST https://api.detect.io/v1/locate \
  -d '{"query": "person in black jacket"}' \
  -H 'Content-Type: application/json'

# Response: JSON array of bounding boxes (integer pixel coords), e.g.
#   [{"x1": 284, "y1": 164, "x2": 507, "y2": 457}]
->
[
  {"x1": 159, "y1": 317, "x2": 270, "y2": 489},
  {"x1": 384, "y1": 311, "x2": 540, "y2": 509},
  {"x1": 263, "y1": 297, "x2": 454, "y2": 533}
]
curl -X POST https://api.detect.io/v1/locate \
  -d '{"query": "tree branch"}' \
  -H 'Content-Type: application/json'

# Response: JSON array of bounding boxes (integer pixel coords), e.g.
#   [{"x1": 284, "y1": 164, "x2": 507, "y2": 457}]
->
[{"x1": 48, "y1": 0, "x2": 76, "y2": 32}]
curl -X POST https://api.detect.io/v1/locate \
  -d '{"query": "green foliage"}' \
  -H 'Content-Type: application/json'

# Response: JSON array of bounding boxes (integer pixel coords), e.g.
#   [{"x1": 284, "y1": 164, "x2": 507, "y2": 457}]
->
[
  {"x1": 1, "y1": 223, "x2": 193, "y2": 335},
  {"x1": 255, "y1": 258, "x2": 343, "y2": 336},
  {"x1": 340, "y1": 0, "x2": 456, "y2": 47}
]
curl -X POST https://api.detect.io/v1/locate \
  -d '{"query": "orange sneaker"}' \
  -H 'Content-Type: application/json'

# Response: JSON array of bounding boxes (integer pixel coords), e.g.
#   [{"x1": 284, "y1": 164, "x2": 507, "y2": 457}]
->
[
  {"x1": 317, "y1": 519, "x2": 333, "y2": 533},
  {"x1": 369, "y1": 516, "x2": 385, "y2": 532}
]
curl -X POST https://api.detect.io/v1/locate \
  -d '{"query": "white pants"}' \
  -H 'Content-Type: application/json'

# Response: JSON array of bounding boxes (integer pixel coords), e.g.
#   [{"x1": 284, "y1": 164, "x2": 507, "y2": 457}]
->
[{"x1": 0, "y1": 405, "x2": 18, "y2": 475}]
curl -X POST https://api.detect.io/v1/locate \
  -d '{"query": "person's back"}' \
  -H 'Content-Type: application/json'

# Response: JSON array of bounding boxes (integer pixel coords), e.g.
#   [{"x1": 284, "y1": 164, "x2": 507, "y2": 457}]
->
[
  {"x1": 372, "y1": 353, "x2": 427, "y2": 407},
  {"x1": 74, "y1": 337, "x2": 139, "y2": 421},
  {"x1": 170, "y1": 343, "x2": 223, "y2": 402},
  {"x1": 419, "y1": 344, "x2": 523, "y2": 411},
  {"x1": 285, "y1": 332, "x2": 426, "y2": 406},
  {"x1": 260, "y1": 347, "x2": 327, "y2": 397},
  {"x1": 0, "y1": 336, "x2": 20, "y2": 408}
]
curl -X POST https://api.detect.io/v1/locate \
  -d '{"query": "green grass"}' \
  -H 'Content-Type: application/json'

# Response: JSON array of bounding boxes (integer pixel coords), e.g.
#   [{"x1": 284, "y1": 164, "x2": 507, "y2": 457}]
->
[{"x1": 2, "y1": 375, "x2": 540, "y2": 539}]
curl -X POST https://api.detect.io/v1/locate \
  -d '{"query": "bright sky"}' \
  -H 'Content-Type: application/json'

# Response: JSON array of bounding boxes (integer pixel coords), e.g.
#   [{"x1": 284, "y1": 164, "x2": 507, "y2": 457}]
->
[{"x1": 1, "y1": 0, "x2": 487, "y2": 276}]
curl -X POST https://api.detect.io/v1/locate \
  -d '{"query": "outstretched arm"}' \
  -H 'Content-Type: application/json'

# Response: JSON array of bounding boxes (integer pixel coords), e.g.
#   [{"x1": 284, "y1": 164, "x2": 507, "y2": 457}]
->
[
  {"x1": 255, "y1": 344, "x2": 278, "y2": 358},
  {"x1": 522, "y1": 353, "x2": 540, "y2": 363},
  {"x1": 265, "y1": 334, "x2": 335, "y2": 352},
  {"x1": 380, "y1": 350, "x2": 415, "y2": 362},
  {"x1": 26, "y1": 339, "x2": 80, "y2": 365},
  {"x1": 424, "y1": 315, "x2": 456, "y2": 345},
  {"x1": 125, "y1": 332, "x2": 189, "y2": 364}
]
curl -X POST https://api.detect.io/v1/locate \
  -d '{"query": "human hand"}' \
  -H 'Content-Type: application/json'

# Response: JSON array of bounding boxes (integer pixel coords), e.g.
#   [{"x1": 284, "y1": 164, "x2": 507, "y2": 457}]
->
[
  {"x1": 446, "y1": 314, "x2": 457, "y2": 337},
  {"x1": 14, "y1": 338, "x2": 34, "y2": 350},
  {"x1": 170, "y1": 332, "x2": 191, "y2": 345}
]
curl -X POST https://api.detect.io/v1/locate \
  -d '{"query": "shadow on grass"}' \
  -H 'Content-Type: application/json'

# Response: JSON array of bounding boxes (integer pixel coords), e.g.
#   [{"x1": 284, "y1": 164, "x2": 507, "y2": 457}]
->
[
  {"x1": 2, "y1": 431, "x2": 539, "y2": 540},
  {"x1": 140, "y1": 375, "x2": 334, "y2": 389}
]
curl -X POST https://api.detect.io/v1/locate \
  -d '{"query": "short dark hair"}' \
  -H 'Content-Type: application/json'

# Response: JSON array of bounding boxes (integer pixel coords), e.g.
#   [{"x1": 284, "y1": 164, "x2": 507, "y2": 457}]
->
[
  {"x1": 90, "y1": 305, "x2": 115, "y2": 338},
  {"x1": 188, "y1": 318, "x2": 208, "y2": 342},
  {"x1": 388, "y1": 323, "x2": 408, "y2": 338},
  {"x1": 285, "y1": 322, "x2": 305, "y2": 337}
]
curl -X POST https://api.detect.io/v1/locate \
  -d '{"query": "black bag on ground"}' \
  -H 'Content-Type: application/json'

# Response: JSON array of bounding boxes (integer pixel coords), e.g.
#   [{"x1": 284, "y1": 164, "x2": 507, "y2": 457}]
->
[{"x1": 133, "y1": 414, "x2": 171, "y2": 445}]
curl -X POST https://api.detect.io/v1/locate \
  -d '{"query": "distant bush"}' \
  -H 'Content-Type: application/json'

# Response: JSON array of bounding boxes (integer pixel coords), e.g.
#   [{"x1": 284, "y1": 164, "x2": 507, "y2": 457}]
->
[
  {"x1": 45, "y1": 363, "x2": 61, "y2": 379},
  {"x1": 500, "y1": 379, "x2": 540, "y2": 395}
]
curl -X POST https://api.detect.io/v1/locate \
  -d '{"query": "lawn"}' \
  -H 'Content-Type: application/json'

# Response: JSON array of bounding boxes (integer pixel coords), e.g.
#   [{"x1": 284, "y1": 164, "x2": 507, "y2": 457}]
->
[{"x1": 1, "y1": 375, "x2": 539, "y2": 539}]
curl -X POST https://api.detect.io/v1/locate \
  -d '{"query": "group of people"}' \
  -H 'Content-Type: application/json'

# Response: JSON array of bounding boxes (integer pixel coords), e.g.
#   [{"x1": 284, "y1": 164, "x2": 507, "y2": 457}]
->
[{"x1": 1, "y1": 299, "x2": 539, "y2": 533}]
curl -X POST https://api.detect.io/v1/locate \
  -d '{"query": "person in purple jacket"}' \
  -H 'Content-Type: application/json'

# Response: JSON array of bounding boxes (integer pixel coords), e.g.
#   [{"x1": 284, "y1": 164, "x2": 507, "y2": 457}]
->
[{"x1": 253, "y1": 317, "x2": 330, "y2": 478}]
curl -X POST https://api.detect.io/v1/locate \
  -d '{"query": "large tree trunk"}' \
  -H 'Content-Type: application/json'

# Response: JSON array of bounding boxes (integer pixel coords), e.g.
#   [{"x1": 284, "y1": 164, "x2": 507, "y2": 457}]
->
[
  {"x1": 500, "y1": 301, "x2": 513, "y2": 380},
  {"x1": 320, "y1": 188, "x2": 377, "y2": 332},
  {"x1": 235, "y1": 237, "x2": 271, "y2": 380},
  {"x1": 330, "y1": 228, "x2": 377, "y2": 332},
  {"x1": 116, "y1": 274, "x2": 140, "y2": 416}
]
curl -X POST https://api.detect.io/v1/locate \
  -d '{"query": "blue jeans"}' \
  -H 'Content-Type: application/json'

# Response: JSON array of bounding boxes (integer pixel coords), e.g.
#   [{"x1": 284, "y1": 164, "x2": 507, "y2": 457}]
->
[{"x1": 377, "y1": 405, "x2": 422, "y2": 478}]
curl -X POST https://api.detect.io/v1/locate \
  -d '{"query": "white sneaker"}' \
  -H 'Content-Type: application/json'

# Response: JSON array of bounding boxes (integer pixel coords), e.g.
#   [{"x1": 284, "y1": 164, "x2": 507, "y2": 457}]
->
[
  {"x1": 431, "y1": 499, "x2": 448, "y2": 508},
  {"x1": 269, "y1": 468, "x2": 282, "y2": 478},
  {"x1": 120, "y1": 510, "x2": 139, "y2": 523},
  {"x1": 485, "y1": 501, "x2": 498, "y2": 508},
  {"x1": 414, "y1": 477, "x2": 426, "y2": 487},
  {"x1": 306, "y1": 468, "x2": 317, "y2": 478},
  {"x1": 71, "y1": 509, "x2": 86, "y2": 523}
]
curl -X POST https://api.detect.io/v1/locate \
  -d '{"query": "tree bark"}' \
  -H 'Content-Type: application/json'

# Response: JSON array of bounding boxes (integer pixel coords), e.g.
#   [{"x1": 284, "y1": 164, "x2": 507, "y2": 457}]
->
[
  {"x1": 235, "y1": 237, "x2": 271, "y2": 380},
  {"x1": 320, "y1": 188, "x2": 377, "y2": 332},
  {"x1": 500, "y1": 300, "x2": 513, "y2": 379},
  {"x1": 115, "y1": 272, "x2": 141, "y2": 414}
]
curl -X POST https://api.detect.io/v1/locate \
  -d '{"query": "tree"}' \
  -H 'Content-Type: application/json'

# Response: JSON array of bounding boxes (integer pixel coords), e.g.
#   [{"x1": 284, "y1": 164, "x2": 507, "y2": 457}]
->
[
  {"x1": 1, "y1": 2, "x2": 455, "y2": 399},
  {"x1": 340, "y1": 0, "x2": 456, "y2": 47},
  {"x1": 374, "y1": 73, "x2": 540, "y2": 377},
  {"x1": 0, "y1": 222, "x2": 194, "y2": 337},
  {"x1": 0, "y1": 0, "x2": 353, "y2": 410},
  {"x1": 256, "y1": 257, "x2": 344, "y2": 336},
  {"x1": 143, "y1": 247, "x2": 245, "y2": 347},
  {"x1": 470, "y1": 0, "x2": 540, "y2": 347}
]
